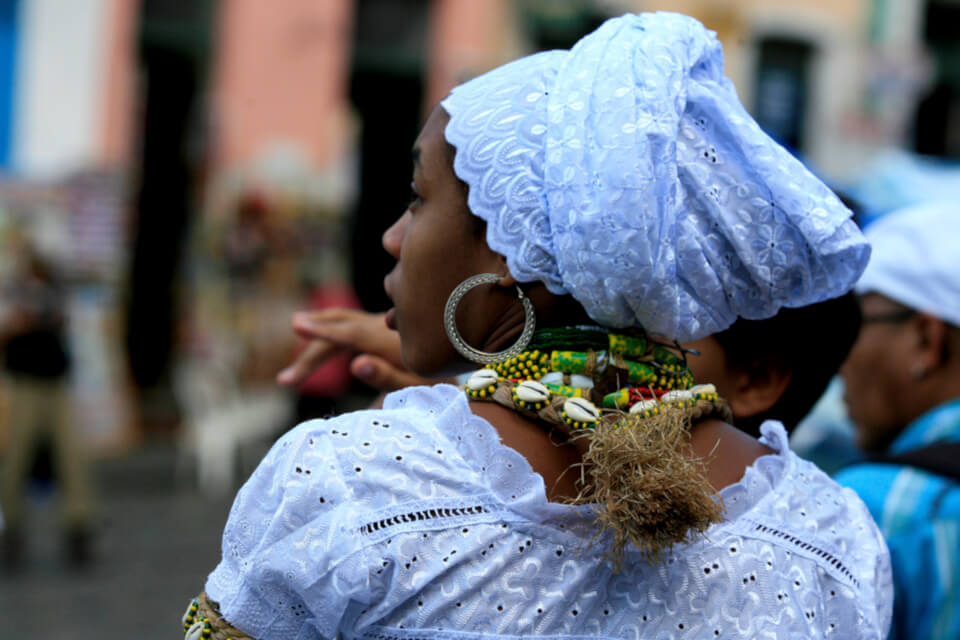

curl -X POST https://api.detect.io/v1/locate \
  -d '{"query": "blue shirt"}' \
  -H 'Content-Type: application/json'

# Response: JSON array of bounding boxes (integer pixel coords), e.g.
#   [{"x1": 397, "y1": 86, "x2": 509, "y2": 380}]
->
[{"x1": 835, "y1": 397, "x2": 960, "y2": 640}]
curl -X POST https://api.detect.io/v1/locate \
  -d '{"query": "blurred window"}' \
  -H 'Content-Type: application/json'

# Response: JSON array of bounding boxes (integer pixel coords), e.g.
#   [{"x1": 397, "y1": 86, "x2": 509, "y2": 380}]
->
[{"x1": 754, "y1": 37, "x2": 814, "y2": 153}]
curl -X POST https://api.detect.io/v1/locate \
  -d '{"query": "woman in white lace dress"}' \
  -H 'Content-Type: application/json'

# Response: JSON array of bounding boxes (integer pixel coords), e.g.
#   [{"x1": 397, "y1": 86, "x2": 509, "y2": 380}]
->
[{"x1": 188, "y1": 13, "x2": 892, "y2": 640}]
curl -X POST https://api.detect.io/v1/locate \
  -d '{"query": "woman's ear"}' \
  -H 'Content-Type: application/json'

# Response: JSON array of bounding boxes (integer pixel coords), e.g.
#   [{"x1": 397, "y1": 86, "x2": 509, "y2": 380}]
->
[
  {"x1": 911, "y1": 312, "x2": 949, "y2": 376},
  {"x1": 494, "y1": 255, "x2": 517, "y2": 289},
  {"x1": 725, "y1": 358, "x2": 793, "y2": 420},
  {"x1": 498, "y1": 273, "x2": 517, "y2": 288}
]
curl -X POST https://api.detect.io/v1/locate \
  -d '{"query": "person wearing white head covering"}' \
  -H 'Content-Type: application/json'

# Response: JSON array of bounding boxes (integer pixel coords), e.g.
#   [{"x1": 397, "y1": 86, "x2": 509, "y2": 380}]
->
[
  {"x1": 835, "y1": 200, "x2": 960, "y2": 640},
  {"x1": 190, "y1": 13, "x2": 890, "y2": 640}
]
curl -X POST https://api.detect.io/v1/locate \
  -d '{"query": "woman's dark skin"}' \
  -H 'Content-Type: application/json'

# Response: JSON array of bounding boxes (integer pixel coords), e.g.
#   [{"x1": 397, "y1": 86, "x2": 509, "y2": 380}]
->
[{"x1": 379, "y1": 105, "x2": 772, "y2": 503}]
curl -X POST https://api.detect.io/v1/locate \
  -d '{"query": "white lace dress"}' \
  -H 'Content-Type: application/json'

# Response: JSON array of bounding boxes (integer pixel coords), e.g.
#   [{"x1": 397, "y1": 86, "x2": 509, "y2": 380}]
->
[{"x1": 206, "y1": 384, "x2": 892, "y2": 640}]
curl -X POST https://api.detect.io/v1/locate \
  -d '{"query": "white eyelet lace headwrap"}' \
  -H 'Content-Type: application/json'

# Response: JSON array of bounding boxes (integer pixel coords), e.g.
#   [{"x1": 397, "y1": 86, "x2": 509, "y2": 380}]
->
[{"x1": 441, "y1": 12, "x2": 870, "y2": 342}]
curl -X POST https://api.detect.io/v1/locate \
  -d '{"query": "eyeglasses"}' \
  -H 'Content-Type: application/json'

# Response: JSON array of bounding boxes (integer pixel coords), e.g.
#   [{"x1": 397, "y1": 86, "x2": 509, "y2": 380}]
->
[{"x1": 861, "y1": 309, "x2": 915, "y2": 325}]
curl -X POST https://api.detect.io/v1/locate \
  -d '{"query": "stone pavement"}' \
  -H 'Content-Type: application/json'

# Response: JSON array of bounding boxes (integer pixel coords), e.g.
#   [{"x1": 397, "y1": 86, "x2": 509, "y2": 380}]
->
[{"x1": 0, "y1": 439, "x2": 247, "y2": 639}]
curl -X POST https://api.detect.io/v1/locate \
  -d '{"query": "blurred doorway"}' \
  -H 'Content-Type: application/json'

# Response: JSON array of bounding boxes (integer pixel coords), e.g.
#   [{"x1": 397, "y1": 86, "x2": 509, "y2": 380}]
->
[
  {"x1": 754, "y1": 37, "x2": 814, "y2": 153},
  {"x1": 913, "y1": 0, "x2": 960, "y2": 157},
  {"x1": 126, "y1": 0, "x2": 213, "y2": 431},
  {"x1": 348, "y1": 0, "x2": 428, "y2": 313}
]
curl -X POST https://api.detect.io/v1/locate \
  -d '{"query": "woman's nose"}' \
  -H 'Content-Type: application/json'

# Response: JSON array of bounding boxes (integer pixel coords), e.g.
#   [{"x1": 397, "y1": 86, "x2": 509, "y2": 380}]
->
[{"x1": 382, "y1": 212, "x2": 409, "y2": 259}]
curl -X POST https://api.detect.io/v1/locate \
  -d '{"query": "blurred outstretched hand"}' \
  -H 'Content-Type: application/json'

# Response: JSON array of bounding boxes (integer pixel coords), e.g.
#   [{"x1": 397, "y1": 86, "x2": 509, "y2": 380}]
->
[{"x1": 277, "y1": 308, "x2": 442, "y2": 392}]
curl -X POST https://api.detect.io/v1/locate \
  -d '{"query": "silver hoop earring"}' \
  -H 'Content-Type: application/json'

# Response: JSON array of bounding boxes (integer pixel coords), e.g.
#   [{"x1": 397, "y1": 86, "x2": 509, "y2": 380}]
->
[{"x1": 444, "y1": 273, "x2": 536, "y2": 364}]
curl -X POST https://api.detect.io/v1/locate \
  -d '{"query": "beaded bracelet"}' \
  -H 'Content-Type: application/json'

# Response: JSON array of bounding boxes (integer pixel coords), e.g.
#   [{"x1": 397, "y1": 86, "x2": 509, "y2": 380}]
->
[{"x1": 182, "y1": 592, "x2": 251, "y2": 640}]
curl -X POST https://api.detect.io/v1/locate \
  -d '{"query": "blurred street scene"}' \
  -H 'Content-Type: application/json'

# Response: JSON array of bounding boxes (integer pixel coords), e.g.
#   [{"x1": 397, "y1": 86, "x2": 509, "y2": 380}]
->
[
  {"x1": 0, "y1": 0, "x2": 956, "y2": 638},
  {"x1": 1, "y1": 440, "x2": 235, "y2": 638}
]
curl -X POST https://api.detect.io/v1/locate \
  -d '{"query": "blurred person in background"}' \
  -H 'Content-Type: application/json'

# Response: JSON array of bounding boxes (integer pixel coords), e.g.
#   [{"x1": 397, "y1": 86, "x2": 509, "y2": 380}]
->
[
  {"x1": 787, "y1": 191, "x2": 870, "y2": 474},
  {"x1": 835, "y1": 200, "x2": 960, "y2": 640},
  {"x1": 0, "y1": 243, "x2": 93, "y2": 568},
  {"x1": 223, "y1": 191, "x2": 274, "y2": 300}
]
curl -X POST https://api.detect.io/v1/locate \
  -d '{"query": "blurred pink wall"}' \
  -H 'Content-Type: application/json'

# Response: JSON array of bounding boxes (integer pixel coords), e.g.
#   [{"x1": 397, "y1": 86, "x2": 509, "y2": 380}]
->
[
  {"x1": 212, "y1": 0, "x2": 353, "y2": 172},
  {"x1": 427, "y1": 0, "x2": 509, "y2": 111},
  {"x1": 99, "y1": 0, "x2": 139, "y2": 169}
]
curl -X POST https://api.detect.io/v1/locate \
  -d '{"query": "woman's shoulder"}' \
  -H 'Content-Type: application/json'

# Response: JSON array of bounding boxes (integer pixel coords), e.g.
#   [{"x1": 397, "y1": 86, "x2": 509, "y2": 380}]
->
[
  {"x1": 282, "y1": 383, "x2": 468, "y2": 440},
  {"x1": 262, "y1": 385, "x2": 483, "y2": 504},
  {"x1": 379, "y1": 382, "x2": 466, "y2": 413},
  {"x1": 251, "y1": 383, "x2": 577, "y2": 522},
  {"x1": 271, "y1": 383, "x2": 471, "y2": 459},
  {"x1": 727, "y1": 421, "x2": 885, "y2": 546},
  {"x1": 710, "y1": 420, "x2": 892, "y2": 629}
]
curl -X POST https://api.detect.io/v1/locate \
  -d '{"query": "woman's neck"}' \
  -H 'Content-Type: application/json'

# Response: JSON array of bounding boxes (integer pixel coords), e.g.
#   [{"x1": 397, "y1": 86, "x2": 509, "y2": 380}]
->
[
  {"x1": 469, "y1": 400, "x2": 773, "y2": 502},
  {"x1": 686, "y1": 418, "x2": 774, "y2": 492},
  {"x1": 469, "y1": 400, "x2": 583, "y2": 501}
]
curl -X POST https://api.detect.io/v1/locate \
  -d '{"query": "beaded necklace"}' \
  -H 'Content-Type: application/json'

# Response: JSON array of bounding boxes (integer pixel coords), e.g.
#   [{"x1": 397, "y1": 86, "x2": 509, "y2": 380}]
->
[
  {"x1": 462, "y1": 325, "x2": 732, "y2": 563},
  {"x1": 465, "y1": 326, "x2": 727, "y2": 431}
]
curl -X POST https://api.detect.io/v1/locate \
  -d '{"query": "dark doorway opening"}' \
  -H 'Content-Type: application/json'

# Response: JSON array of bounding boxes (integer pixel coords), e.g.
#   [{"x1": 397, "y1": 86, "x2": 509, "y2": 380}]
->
[{"x1": 754, "y1": 37, "x2": 814, "y2": 153}]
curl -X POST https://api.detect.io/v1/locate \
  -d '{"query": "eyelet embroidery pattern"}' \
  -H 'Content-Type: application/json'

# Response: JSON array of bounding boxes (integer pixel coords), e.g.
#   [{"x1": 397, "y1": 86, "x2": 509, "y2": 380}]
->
[
  {"x1": 358, "y1": 505, "x2": 490, "y2": 537},
  {"x1": 206, "y1": 385, "x2": 891, "y2": 639},
  {"x1": 441, "y1": 13, "x2": 868, "y2": 342},
  {"x1": 750, "y1": 522, "x2": 859, "y2": 589}
]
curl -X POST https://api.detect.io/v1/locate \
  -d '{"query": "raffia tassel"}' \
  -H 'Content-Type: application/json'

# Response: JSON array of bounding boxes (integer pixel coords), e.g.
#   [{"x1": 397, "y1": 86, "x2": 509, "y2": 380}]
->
[{"x1": 570, "y1": 398, "x2": 732, "y2": 568}]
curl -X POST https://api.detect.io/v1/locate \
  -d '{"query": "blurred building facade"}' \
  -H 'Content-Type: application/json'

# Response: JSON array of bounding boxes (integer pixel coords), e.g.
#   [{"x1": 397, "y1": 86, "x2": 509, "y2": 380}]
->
[
  {"x1": 0, "y1": 0, "x2": 955, "y2": 454},
  {"x1": 0, "y1": 0, "x2": 137, "y2": 177},
  {"x1": 0, "y1": 0, "x2": 954, "y2": 190},
  {"x1": 423, "y1": 0, "x2": 958, "y2": 178}
]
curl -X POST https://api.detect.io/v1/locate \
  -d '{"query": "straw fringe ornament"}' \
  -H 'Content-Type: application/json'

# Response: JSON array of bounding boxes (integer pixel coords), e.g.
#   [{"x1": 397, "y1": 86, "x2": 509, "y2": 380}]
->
[
  {"x1": 464, "y1": 327, "x2": 736, "y2": 566},
  {"x1": 570, "y1": 398, "x2": 732, "y2": 567},
  {"x1": 479, "y1": 372, "x2": 733, "y2": 566}
]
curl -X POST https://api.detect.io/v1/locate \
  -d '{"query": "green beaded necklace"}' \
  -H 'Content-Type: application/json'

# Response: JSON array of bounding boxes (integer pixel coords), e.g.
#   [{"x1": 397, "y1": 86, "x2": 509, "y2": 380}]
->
[
  {"x1": 471, "y1": 325, "x2": 700, "y2": 418},
  {"x1": 462, "y1": 325, "x2": 731, "y2": 563}
]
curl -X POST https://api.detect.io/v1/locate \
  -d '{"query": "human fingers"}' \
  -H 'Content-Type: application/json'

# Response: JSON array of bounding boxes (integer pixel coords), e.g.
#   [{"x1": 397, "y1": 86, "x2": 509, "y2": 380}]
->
[
  {"x1": 293, "y1": 310, "x2": 403, "y2": 368},
  {"x1": 350, "y1": 354, "x2": 437, "y2": 392},
  {"x1": 276, "y1": 338, "x2": 341, "y2": 386}
]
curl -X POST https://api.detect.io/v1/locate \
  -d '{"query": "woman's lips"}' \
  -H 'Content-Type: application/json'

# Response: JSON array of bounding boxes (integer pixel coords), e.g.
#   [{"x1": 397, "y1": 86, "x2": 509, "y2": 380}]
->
[
  {"x1": 383, "y1": 273, "x2": 397, "y2": 330},
  {"x1": 383, "y1": 272, "x2": 395, "y2": 301}
]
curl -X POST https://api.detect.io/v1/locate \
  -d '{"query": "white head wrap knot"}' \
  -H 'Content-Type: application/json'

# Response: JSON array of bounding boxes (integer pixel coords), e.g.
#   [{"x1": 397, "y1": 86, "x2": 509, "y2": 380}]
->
[
  {"x1": 856, "y1": 201, "x2": 960, "y2": 327},
  {"x1": 441, "y1": 12, "x2": 869, "y2": 341}
]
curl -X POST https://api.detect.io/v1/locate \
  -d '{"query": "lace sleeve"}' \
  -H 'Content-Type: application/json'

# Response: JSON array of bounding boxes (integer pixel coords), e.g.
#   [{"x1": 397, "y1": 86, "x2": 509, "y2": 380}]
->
[{"x1": 204, "y1": 418, "x2": 381, "y2": 639}]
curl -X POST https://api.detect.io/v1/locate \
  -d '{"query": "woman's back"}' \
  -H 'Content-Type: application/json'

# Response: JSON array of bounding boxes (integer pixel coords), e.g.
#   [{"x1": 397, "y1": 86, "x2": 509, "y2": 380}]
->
[
  {"x1": 206, "y1": 385, "x2": 890, "y2": 639},
  {"x1": 191, "y1": 12, "x2": 891, "y2": 639}
]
